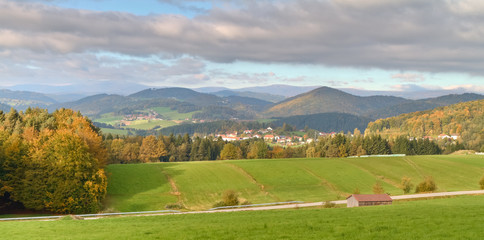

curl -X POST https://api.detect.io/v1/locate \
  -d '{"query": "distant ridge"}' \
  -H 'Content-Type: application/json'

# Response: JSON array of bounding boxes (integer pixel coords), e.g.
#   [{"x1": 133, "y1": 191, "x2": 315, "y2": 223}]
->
[{"x1": 265, "y1": 86, "x2": 408, "y2": 117}]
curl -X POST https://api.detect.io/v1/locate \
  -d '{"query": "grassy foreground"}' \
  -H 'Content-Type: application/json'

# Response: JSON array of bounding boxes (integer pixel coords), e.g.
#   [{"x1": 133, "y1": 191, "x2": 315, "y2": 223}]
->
[
  {"x1": 106, "y1": 155, "x2": 484, "y2": 211},
  {"x1": 2, "y1": 195, "x2": 484, "y2": 239}
]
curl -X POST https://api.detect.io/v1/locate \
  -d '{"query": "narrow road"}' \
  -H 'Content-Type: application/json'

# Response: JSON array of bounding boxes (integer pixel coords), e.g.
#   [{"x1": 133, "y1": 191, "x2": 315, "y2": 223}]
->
[
  {"x1": 4, "y1": 190, "x2": 484, "y2": 221},
  {"x1": 106, "y1": 189, "x2": 484, "y2": 219}
]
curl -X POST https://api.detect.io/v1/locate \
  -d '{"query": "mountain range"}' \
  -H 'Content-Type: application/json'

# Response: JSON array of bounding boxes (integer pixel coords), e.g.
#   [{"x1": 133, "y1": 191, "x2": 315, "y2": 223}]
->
[{"x1": 1, "y1": 85, "x2": 483, "y2": 133}]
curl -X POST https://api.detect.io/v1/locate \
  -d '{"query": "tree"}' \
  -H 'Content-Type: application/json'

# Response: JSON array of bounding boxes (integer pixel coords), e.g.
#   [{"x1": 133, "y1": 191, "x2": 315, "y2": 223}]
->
[
  {"x1": 220, "y1": 143, "x2": 240, "y2": 160},
  {"x1": 400, "y1": 176, "x2": 413, "y2": 194},
  {"x1": 373, "y1": 182, "x2": 384, "y2": 194},
  {"x1": 415, "y1": 176, "x2": 437, "y2": 193},
  {"x1": 139, "y1": 135, "x2": 167, "y2": 162}
]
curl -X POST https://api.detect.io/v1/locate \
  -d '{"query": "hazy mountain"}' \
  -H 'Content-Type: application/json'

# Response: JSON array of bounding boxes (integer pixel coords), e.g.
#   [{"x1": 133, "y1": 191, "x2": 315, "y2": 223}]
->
[
  {"x1": 0, "y1": 102, "x2": 11, "y2": 112},
  {"x1": 46, "y1": 93, "x2": 88, "y2": 103},
  {"x1": 0, "y1": 89, "x2": 58, "y2": 110},
  {"x1": 236, "y1": 84, "x2": 321, "y2": 97},
  {"x1": 265, "y1": 87, "x2": 409, "y2": 117},
  {"x1": 49, "y1": 94, "x2": 133, "y2": 116},
  {"x1": 213, "y1": 90, "x2": 285, "y2": 103},
  {"x1": 9, "y1": 82, "x2": 148, "y2": 95},
  {"x1": 339, "y1": 87, "x2": 482, "y2": 100}
]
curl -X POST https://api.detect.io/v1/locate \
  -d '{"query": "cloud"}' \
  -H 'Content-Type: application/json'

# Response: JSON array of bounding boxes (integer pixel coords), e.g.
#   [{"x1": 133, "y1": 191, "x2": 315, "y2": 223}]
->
[
  {"x1": 1, "y1": 0, "x2": 484, "y2": 85},
  {"x1": 391, "y1": 73, "x2": 425, "y2": 83}
]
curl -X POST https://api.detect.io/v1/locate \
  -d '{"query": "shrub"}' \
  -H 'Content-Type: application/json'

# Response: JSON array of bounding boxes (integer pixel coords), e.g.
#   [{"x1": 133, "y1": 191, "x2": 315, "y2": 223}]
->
[
  {"x1": 222, "y1": 190, "x2": 239, "y2": 206},
  {"x1": 373, "y1": 182, "x2": 384, "y2": 194},
  {"x1": 323, "y1": 200, "x2": 335, "y2": 208},
  {"x1": 400, "y1": 176, "x2": 413, "y2": 194},
  {"x1": 480, "y1": 175, "x2": 484, "y2": 190},
  {"x1": 415, "y1": 176, "x2": 437, "y2": 193},
  {"x1": 165, "y1": 203, "x2": 184, "y2": 210}
]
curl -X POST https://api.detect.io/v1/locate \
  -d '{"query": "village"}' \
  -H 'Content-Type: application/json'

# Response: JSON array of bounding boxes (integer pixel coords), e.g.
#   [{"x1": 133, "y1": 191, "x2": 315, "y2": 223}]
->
[{"x1": 215, "y1": 127, "x2": 339, "y2": 146}]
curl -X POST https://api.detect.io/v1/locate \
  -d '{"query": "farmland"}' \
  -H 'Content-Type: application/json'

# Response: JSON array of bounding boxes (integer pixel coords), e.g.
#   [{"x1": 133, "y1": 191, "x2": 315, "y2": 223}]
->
[
  {"x1": 2, "y1": 195, "x2": 484, "y2": 239},
  {"x1": 106, "y1": 155, "x2": 484, "y2": 211}
]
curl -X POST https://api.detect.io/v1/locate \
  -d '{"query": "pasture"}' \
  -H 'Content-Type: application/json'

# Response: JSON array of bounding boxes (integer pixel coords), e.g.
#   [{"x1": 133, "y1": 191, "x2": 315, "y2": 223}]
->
[
  {"x1": 2, "y1": 195, "x2": 484, "y2": 239},
  {"x1": 106, "y1": 155, "x2": 484, "y2": 211}
]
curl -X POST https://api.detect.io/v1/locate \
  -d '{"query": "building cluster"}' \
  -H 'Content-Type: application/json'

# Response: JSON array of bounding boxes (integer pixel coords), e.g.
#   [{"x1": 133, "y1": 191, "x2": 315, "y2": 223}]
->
[
  {"x1": 121, "y1": 110, "x2": 162, "y2": 126},
  {"x1": 215, "y1": 127, "x2": 339, "y2": 146}
]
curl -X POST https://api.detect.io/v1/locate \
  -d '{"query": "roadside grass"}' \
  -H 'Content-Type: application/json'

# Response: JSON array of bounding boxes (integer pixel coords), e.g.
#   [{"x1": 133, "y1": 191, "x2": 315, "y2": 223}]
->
[
  {"x1": 105, "y1": 155, "x2": 484, "y2": 212},
  {"x1": 1, "y1": 195, "x2": 484, "y2": 239}
]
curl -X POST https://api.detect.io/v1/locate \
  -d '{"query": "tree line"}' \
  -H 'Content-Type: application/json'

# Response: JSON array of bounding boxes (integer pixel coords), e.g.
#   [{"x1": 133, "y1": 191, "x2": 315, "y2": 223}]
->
[{"x1": 104, "y1": 129, "x2": 442, "y2": 164}]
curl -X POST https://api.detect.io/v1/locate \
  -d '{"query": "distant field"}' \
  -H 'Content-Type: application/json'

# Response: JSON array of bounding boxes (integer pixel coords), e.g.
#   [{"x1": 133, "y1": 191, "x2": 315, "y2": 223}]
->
[
  {"x1": 94, "y1": 113, "x2": 124, "y2": 125},
  {"x1": 121, "y1": 119, "x2": 177, "y2": 130},
  {"x1": 99, "y1": 128, "x2": 129, "y2": 136},
  {"x1": 2, "y1": 195, "x2": 484, "y2": 239},
  {"x1": 106, "y1": 155, "x2": 484, "y2": 211},
  {"x1": 151, "y1": 107, "x2": 200, "y2": 120}
]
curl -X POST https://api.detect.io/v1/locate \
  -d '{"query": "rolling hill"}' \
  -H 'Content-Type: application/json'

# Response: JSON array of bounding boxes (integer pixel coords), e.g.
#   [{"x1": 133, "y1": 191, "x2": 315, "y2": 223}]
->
[
  {"x1": 272, "y1": 112, "x2": 373, "y2": 133},
  {"x1": 265, "y1": 87, "x2": 409, "y2": 117},
  {"x1": 129, "y1": 88, "x2": 223, "y2": 107},
  {"x1": 106, "y1": 155, "x2": 484, "y2": 211}
]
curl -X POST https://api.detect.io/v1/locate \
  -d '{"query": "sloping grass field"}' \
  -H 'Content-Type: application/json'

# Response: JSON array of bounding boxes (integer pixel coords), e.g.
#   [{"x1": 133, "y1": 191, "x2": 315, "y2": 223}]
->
[
  {"x1": 106, "y1": 155, "x2": 484, "y2": 211},
  {"x1": 2, "y1": 195, "x2": 484, "y2": 239}
]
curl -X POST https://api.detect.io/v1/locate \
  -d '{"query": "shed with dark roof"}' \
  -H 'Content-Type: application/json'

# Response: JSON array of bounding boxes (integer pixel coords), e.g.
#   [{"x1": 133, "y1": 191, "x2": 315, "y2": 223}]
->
[{"x1": 346, "y1": 194, "x2": 392, "y2": 208}]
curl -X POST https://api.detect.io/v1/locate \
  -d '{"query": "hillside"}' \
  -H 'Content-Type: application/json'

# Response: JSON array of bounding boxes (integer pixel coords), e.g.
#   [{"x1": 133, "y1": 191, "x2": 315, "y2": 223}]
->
[
  {"x1": 129, "y1": 87, "x2": 223, "y2": 107},
  {"x1": 366, "y1": 99, "x2": 484, "y2": 151},
  {"x1": 369, "y1": 93, "x2": 484, "y2": 119},
  {"x1": 49, "y1": 94, "x2": 135, "y2": 116},
  {"x1": 106, "y1": 155, "x2": 484, "y2": 211},
  {"x1": 265, "y1": 87, "x2": 408, "y2": 117},
  {"x1": 272, "y1": 112, "x2": 373, "y2": 133}
]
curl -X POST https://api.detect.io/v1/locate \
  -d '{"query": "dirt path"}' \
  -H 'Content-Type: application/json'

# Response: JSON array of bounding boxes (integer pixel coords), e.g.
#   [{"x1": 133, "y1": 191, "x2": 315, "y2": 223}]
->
[{"x1": 224, "y1": 163, "x2": 280, "y2": 201}]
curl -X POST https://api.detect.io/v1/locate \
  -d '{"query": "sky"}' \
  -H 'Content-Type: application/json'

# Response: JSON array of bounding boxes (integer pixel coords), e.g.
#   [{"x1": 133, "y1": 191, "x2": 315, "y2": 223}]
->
[{"x1": 1, "y1": 0, "x2": 484, "y2": 94}]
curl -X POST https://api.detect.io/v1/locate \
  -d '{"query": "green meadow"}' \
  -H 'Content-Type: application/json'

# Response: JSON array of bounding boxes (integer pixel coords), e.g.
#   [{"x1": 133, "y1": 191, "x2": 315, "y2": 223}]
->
[
  {"x1": 106, "y1": 155, "x2": 484, "y2": 211},
  {"x1": 2, "y1": 195, "x2": 484, "y2": 239}
]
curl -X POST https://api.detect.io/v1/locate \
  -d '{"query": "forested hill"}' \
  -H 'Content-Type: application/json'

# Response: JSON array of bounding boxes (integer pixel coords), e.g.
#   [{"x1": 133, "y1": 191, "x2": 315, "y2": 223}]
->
[
  {"x1": 264, "y1": 87, "x2": 409, "y2": 117},
  {"x1": 368, "y1": 93, "x2": 484, "y2": 119},
  {"x1": 366, "y1": 99, "x2": 484, "y2": 151},
  {"x1": 129, "y1": 87, "x2": 223, "y2": 106},
  {"x1": 272, "y1": 112, "x2": 373, "y2": 133}
]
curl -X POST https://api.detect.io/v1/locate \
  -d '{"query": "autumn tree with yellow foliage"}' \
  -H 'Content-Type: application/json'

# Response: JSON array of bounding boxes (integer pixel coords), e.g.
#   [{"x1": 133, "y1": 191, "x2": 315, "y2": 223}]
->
[{"x1": 0, "y1": 108, "x2": 107, "y2": 214}]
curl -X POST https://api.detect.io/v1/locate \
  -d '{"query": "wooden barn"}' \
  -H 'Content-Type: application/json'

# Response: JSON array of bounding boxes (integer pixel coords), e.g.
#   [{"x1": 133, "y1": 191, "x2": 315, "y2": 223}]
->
[{"x1": 346, "y1": 194, "x2": 393, "y2": 208}]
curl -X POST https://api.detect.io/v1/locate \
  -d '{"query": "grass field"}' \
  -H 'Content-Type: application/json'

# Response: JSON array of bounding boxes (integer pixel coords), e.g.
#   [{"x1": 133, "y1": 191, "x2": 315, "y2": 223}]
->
[
  {"x1": 99, "y1": 127, "x2": 129, "y2": 136},
  {"x1": 151, "y1": 107, "x2": 200, "y2": 120},
  {"x1": 2, "y1": 195, "x2": 484, "y2": 239},
  {"x1": 106, "y1": 155, "x2": 484, "y2": 211},
  {"x1": 121, "y1": 119, "x2": 177, "y2": 130}
]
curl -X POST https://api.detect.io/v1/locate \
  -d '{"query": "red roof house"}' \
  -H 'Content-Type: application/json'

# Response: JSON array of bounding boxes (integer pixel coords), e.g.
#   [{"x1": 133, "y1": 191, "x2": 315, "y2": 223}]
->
[{"x1": 346, "y1": 194, "x2": 392, "y2": 208}]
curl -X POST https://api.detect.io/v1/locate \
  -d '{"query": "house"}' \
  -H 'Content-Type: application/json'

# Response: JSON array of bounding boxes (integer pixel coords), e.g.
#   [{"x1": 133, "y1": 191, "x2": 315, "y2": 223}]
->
[
  {"x1": 438, "y1": 134, "x2": 450, "y2": 139},
  {"x1": 264, "y1": 134, "x2": 274, "y2": 140},
  {"x1": 346, "y1": 194, "x2": 392, "y2": 208}
]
